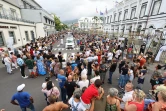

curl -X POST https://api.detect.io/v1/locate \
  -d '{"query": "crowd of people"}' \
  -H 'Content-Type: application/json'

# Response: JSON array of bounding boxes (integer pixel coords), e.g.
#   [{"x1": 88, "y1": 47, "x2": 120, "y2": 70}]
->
[{"x1": 0, "y1": 31, "x2": 166, "y2": 111}]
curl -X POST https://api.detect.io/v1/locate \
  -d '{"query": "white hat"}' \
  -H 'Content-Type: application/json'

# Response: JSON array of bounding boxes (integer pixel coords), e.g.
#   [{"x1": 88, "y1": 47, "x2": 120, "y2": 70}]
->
[{"x1": 17, "y1": 84, "x2": 25, "y2": 91}]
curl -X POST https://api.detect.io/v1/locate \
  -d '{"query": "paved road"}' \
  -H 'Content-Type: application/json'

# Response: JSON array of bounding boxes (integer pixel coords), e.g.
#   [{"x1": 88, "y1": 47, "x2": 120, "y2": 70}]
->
[{"x1": 0, "y1": 35, "x2": 161, "y2": 111}]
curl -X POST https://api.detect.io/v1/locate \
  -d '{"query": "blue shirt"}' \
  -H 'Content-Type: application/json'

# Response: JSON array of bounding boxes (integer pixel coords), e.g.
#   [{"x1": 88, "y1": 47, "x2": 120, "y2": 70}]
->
[
  {"x1": 11, "y1": 92, "x2": 31, "y2": 108},
  {"x1": 17, "y1": 58, "x2": 24, "y2": 66},
  {"x1": 71, "y1": 63, "x2": 77, "y2": 71},
  {"x1": 57, "y1": 74, "x2": 66, "y2": 88}
]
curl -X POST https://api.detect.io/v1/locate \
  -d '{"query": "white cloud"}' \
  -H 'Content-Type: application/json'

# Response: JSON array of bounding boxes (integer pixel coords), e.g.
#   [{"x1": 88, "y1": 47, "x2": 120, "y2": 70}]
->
[{"x1": 35, "y1": 0, "x2": 122, "y2": 21}]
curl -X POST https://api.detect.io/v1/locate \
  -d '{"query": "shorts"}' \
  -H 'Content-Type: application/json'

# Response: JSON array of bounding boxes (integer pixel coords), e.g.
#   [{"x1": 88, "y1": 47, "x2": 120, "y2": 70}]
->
[
  {"x1": 80, "y1": 98, "x2": 91, "y2": 110},
  {"x1": 28, "y1": 69, "x2": 33, "y2": 73}
]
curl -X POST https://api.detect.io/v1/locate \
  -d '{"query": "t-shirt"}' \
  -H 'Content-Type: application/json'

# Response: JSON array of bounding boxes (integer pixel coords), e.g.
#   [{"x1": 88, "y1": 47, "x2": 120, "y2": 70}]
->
[
  {"x1": 64, "y1": 81, "x2": 76, "y2": 96},
  {"x1": 78, "y1": 80, "x2": 89, "y2": 90},
  {"x1": 121, "y1": 68, "x2": 128, "y2": 75},
  {"x1": 90, "y1": 76, "x2": 100, "y2": 84},
  {"x1": 11, "y1": 92, "x2": 31, "y2": 108},
  {"x1": 58, "y1": 54, "x2": 63, "y2": 62},
  {"x1": 69, "y1": 97, "x2": 86, "y2": 111},
  {"x1": 107, "y1": 52, "x2": 113, "y2": 60},
  {"x1": 81, "y1": 84, "x2": 98, "y2": 104},
  {"x1": 57, "y1": 74, "x2": 66, "y2": 88},
  {"x1": 25, "y1": 59, "x2": 34, "y2": 69}
]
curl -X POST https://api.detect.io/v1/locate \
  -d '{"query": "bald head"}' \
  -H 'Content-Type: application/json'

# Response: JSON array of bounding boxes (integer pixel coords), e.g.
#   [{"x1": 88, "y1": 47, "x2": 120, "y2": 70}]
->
[{"x1": 59, "y1": 69, "x2": 64, "y2": 75}]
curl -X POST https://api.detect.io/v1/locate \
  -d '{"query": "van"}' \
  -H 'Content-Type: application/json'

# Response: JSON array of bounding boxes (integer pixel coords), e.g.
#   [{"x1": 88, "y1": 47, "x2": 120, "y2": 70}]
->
[{"x1": 65, "y1": 37, "x2": 75, "y2": 49}]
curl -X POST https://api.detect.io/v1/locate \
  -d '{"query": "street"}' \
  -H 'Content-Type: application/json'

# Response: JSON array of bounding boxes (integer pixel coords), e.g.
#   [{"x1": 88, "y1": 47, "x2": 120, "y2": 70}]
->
[{"x1": 0, "y1": 36, "x2": 160, "y2": 111}]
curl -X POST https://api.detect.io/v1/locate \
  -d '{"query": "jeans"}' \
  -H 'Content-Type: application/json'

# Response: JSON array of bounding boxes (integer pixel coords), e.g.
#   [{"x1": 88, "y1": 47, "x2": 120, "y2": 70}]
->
[
  {"x1": 109, "y1": 71, "x2": 113, "y2": 84},
  {"x1": 20, "y1": 66, "x2": 25, "y2": 77},
  {"x1": 118, "y1": 74, "x2": 129, "y2": 88},
  {"x1": 21, "y1": 103, "x2": 35, "y2": 111},
  {"x1": 60, "y1": 87, "x2": 66, "y2": 102},
  {"x1": 100, "y1": 72, "x2": 106, "y2": 82}
]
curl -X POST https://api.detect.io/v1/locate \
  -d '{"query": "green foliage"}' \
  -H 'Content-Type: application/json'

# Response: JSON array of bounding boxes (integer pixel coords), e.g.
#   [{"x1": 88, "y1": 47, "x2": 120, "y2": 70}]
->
[{"x1": 54, "y1": 14, "x2": 68, "y2": 31}]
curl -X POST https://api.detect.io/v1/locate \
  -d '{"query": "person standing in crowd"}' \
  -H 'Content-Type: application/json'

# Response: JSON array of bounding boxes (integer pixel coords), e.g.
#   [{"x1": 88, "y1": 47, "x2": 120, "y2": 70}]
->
[
  {"x1": 35, "y1": 55, "x2": 46, "y2": 76},
  {"x1": 10, "y1": 52, "x2": 18, "y2": 69},
  {"x1": 118, "y1": 57, "x2": 126, "y2": 79},
  {"x1": 4, "y1": 54, "x2": 12, "y2": 74},
  {"x1": 17, "y1": 54, "x2": 28, "y2": 78},
  {"x1": 99, "y1": 60, "x2": 107, "y2": 84},
  {"x1": 116, "y1": 83, "x2": 134, "y2": 110},
  {"x1": 119, "y1": 64, "x2": 129, "y2": 89},
  {"x1": 137, "y1": 66, "x2": 147, "y2": 89},
  {"x1": 107, "y1": 51, "x2": 113, "y2": 63},
  {"x1": 64, "y1": 75, "x2": 77, "y2": 100},
  {"x1": 128, "y1": 66, "x2": 134, "y2": 83},
  {"x1": 11, "y1": 84, "x2": 35, "y2": 111},
  {"x1": 25, "y1": 56, "x2": 35, "y2": 77},
  {"x1": 57, "y1": 69, "x2": 67, "y2": 103},
  {"x1": 108, "y1": 60, "x2": 117, "y2": 84},
  {"x1": 81, "y1": 79, "x2": 104, "y2": 110},
  {"x1": 77, "y1": 74, "x2": 89, "y2": 90},
  {"x1": 125, "y1": 89, "x2": 145, "y2": 111},
  {"x1": 87, "y1": 54, "x2": 93, "y2": 75},
  {"x1": 42, "y1": 81, "x2": 60, "y2": 105},
  {"x1": 105, "y1": 88, "x2": 121, "y2": 111},
  {"x1": 58, "y1": 52, "x2": 63, "y2": 68},
  {"x1": 42, "y1": 95, "x2": 69, "y2": 111}
]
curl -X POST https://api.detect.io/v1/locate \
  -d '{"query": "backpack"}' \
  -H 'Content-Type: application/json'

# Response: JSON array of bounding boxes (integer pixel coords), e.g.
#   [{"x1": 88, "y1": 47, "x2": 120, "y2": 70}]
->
[{"x1": 71, "y1": 98, "x2": 80, "y2": 111}]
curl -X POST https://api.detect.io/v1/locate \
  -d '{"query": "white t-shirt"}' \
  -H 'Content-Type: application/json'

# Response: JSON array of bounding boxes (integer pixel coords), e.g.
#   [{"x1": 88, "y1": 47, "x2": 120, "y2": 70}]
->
[
  {"x1": 107, "y1": 52, "x2": 113, "y2": 60},
  {"x1": 81, "y1": 69, "x2": 87, "y2": 76},
  {"x1": 129, "y1": 70, "x2": 134, "y2": 82},
  {"x1": 78, "y1": 80, "x2": 89, "y2": 90},
  {"x1": 120, "y1": 91, "x2": 134, "y2": 109},
  {"x1": 115, "y1": 50, "x2": 122, "y2": 58},
  {"x1": 90, "y1": 76, "x2": 100, "y2": 84},
  {"x1": 68, "y1": 97, "x2": 86, "y2": 111}
]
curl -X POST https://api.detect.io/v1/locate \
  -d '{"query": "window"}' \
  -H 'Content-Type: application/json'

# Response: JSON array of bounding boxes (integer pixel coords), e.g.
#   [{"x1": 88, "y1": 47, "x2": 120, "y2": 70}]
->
[
  {"x1": 124, "y1": 10, "x2": 128, "y2": 20},
  {"x1": 130, "y1": 7, "x2": 136, "y2": 19},
  {"x1": 0, "y1": 5, "x2": 3, "y2": 15},
  {"x1": 114, "y1": 13, "x2": 116, "y2": 22},
  {"x1": 25, "y1": 31, "x2": 30, "y2": 41},
  {"x1": 152, "y1": 0, "x2": 162, "y2": 15},
  {"x1": 118, "y1": 12, "x2": 122, "y2": 21},
  {"x1": 107, "y1": 16, "x2": 109, "y2": 23},
  {"x1": 0, "y1": 32, "x2": 4, "y2": 46},
  {"x1": 140, "y1": 3, "x2": 147, "y2": 17},
  {"x1": 110, "y1": 15, "x2": 112, "y2": 23},
  {"x1": 9, "y1": 31, "x2": 16, "y2": 44}
]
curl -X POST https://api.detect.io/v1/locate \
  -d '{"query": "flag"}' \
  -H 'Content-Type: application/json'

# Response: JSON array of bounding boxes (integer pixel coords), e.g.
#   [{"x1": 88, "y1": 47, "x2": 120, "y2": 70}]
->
[
  {"x1": 105, "y1": 8, "x2": 108, "y2": 14},
  {"x1": 100, "y1": 11, "x2": 103, "y2": 15},
  {"x1": 96, "y1": 8, "x2": 98, "y2": 13}
]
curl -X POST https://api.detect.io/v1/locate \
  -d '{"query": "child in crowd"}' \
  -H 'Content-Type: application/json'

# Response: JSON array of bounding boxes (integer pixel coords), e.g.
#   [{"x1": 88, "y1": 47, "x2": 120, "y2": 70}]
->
[{"x1": 30, "y1": 65, "x2": 38, "y2": 78}]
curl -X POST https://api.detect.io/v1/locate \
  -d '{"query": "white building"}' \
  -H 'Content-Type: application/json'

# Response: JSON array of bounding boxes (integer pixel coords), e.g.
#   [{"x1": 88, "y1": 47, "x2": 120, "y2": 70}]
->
[
  {"x1": 0, "y1": 0, "x2": 55, "y2": 49},
  {"x1": 78, "y1": 17, "x2": 103, "y2": 30},
  {"x1": 103, "y1": 0, "x2": 166, "y2": 38}
]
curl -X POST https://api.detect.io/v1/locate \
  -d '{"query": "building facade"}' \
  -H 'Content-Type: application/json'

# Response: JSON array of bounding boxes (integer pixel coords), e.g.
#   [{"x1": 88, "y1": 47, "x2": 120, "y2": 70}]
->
[
  {"x1": 103, "y1": 0, "x2": 166, "y2": 38},
  {"x1": 0, "y1": 0, "x2": 55, "y2": 49},
  {"x1": 78, "y1": 17, "x2": 103, "y2": 30}
]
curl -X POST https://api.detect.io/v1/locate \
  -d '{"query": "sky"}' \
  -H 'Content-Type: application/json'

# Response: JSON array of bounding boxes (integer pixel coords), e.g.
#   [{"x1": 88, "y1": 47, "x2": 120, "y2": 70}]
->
[{"x1": 35, "y1": 0, "x2": 122, "y2": 21}]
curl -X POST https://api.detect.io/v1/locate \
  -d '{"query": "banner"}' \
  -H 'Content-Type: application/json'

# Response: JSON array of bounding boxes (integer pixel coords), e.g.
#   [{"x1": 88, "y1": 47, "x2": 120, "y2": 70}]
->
[{"x1": 155, "y1": 45, "x2": 166, "y2": 61}]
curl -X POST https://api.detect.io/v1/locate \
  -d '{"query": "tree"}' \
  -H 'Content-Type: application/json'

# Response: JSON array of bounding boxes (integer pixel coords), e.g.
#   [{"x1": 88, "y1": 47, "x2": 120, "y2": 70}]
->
[
  {"x1": 53, "y1": 14, "x2": 68, "y2": 31},
  {"x1": 92, "y1": 16, "x2": 99, "y2": 28}
]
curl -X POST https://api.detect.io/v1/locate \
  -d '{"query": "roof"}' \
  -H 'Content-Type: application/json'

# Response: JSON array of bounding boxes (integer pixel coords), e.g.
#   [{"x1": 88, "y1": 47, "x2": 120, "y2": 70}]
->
[
  {"x1": 32, "y1": 0, "x2": 42, "y2": 8},
  {"x1": 2, "y1": 0, "x2": 20, "y2": 8}
]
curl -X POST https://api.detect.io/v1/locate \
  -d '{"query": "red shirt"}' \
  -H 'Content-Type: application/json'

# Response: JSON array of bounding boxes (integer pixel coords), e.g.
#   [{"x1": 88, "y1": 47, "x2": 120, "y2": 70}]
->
[
  {"x1": 140, "y1": 58, "x2": 146, "y2": 67},
  {"x1": 127, "y1": 101, "x2": 144, "y2": 111},
  {"x1": 81, "y1": 84, "x2": 99, "y2": 104}
]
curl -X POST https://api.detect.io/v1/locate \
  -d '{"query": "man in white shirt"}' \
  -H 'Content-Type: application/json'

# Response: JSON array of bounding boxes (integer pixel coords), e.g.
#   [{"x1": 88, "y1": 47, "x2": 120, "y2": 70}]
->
[
  {"x1": 107, "y1": 52, "x2": 113, "y2": 63},
  {"x1": 116, "y1": 83, "x2": 134, "y2": 110},
  {"x1": 115, "y1": 49, "x2": 122, "y2": 60}
]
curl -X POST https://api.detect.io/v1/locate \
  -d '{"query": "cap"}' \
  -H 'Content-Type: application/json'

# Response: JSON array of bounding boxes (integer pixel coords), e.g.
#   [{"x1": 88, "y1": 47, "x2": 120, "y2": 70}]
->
[{"x1": 17, "y1": 84, "x2": 25, "y2": 91}]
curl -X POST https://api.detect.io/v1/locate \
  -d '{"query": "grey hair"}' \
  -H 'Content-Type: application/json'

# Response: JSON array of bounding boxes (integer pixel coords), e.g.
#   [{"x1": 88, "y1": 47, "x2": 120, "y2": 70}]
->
[
  {"x1": 108, "y1": 88, "x2": 119, "y2": 97},
  {"x1": 73, "y1": 89, "x2": 82, "y2": 99}
]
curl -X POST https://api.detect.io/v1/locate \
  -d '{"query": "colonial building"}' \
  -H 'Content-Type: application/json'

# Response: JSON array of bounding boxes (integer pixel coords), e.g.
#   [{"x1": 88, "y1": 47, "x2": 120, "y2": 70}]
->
[
  {"x1": 78, "y1": 17, "x2": 103, "y2": 30},
  {"x1": 103, "y1": 0, "x2": 166, "y2": 38},
  {"x1": 0, "y1": 0, "x2": 55, "y2": 49}
]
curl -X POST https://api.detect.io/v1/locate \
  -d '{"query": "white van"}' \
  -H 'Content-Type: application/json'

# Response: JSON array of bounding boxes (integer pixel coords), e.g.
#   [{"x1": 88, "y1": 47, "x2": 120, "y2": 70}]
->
[{"x1": 65, "y1": 37, "x2": 75, "y2": 49}]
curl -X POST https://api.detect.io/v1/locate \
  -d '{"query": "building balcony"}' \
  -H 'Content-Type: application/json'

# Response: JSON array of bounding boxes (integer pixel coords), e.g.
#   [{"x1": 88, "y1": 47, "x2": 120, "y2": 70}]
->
[{"x1": 0, "y1": 14, "x2": 35, "y2": 24}]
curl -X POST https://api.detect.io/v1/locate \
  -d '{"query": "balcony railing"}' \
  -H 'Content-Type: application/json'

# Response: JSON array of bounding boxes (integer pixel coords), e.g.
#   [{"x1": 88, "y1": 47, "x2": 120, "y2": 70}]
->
[{"x1": 0, "y1": 14, "x2": 35, "y2": 24}]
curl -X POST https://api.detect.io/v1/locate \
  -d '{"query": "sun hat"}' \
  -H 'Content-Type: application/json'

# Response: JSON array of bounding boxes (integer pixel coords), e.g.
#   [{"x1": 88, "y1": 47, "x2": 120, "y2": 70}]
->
[{"x1": 17, "y1": 84, "x2": 25, "y2": 91}]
